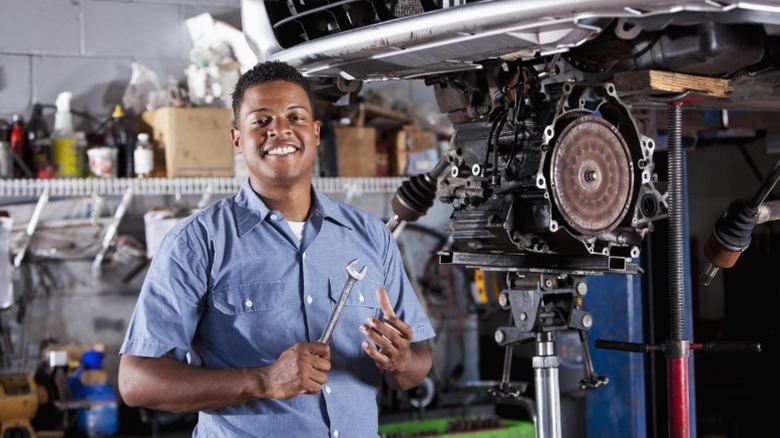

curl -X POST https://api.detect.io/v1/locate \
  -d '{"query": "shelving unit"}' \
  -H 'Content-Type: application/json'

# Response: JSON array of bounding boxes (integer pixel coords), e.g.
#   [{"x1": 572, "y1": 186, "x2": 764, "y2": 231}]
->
[{"x1": 0, "y1": 177, "x2": 407, "y2": 198}]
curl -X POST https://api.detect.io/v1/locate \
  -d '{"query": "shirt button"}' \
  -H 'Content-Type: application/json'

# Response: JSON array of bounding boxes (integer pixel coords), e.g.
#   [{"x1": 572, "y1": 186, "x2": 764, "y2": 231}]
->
[
  {"x1": 303, "y1": 252, "x2": 307, "y2": 259},
  {"x1": 244, "y1": 299, "x2": 253, "y2": 308},
  {"x1": 333, "y1": 430, "x2": 339, "y2": 438},
  {"x1": 306, "y1": 295, "x2": 313, "y2": 304},
  {"x1": 325, "y1": 385, "x2": 331, "y2": 394},
  {"x1": 359, "y1": 293, "x2": 365, "y2": 303},
  {"x1": 270, "y1": 214, "x2": 278, "y2": 220}
]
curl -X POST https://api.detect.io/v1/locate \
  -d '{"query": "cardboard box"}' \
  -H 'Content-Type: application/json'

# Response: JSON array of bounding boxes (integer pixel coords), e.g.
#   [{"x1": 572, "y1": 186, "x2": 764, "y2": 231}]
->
[
  {"x1": 334, "y1": 126, "x2": 377, "y2": 177},
  {"x1": 385, "y1": 125, "x2": 439, "y2": 176},
  {"x1": 141, "y1": 107, "x2": 234, "y2": 177},
  {"x1": 80, "y1": 369, "x2": 108, "y2": 385}
]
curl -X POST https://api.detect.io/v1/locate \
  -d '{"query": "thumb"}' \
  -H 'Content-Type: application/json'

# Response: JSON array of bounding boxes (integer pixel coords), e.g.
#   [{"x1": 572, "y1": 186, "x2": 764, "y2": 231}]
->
[{"x1": 377, "y1": 287, "x2": 396, "y2": 318}]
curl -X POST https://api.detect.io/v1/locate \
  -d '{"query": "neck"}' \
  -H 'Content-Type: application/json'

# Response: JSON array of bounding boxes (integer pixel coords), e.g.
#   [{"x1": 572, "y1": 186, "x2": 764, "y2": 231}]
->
[{"x1": 252, "y1": 180, "x2": 312, "y2": 222}]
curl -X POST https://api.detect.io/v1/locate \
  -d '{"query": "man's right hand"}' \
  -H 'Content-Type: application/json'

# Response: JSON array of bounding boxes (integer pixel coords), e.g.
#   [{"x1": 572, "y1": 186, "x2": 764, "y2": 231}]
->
[
  {"x1": 118, "y1": 342, "x2": 331, "y2": 412},
  {"x1": 261, "y1": 342, "x2": 331, "y2": 399}
]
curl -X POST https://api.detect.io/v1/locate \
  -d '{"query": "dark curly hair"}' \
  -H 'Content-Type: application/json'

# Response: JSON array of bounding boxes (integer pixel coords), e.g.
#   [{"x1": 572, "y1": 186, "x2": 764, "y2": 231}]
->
[{"x1": 231, "y1": 60, "x2": 314, "y2": 123}]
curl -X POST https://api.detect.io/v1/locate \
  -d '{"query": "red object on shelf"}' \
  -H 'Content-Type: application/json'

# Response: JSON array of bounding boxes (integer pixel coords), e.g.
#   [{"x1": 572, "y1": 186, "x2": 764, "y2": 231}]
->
[{"x1": 9, "y1": 114, "x2": 28, "y2": 176}]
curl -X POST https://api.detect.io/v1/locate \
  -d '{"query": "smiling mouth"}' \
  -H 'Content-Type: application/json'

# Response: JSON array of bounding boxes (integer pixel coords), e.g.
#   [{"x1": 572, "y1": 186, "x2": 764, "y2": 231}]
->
[{"x1": 264, "y1": 145, "x2": 299, "y2": 156}]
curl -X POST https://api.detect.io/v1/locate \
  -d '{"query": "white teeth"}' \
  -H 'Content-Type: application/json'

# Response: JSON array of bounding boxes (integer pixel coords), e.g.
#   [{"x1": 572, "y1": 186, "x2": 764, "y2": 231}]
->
[{"x1": 267, "y1": 146, "x2": 296, "y2": 156}]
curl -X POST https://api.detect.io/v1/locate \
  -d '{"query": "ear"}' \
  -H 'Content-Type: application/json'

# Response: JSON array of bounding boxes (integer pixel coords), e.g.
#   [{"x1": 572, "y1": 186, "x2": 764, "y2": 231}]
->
[
  {"x1": 230, "y1": 127, "x2": 241, "y2": 152},
  {"x1": 313, "y1": 120, "x2": 321, "y2": 146}
]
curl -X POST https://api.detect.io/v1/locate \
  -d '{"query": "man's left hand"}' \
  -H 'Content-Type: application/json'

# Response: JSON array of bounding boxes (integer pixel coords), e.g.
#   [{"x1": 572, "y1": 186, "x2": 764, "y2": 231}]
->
[{"x1": 360, "y1": 286, "x2": 412, "y2": 374}]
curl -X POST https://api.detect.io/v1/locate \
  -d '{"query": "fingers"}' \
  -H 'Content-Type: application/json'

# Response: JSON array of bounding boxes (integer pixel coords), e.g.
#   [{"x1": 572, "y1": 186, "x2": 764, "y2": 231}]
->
[
  {"x1": 377, "y1": 286, "x2": 396, "y2": 318},
  {"x1": 360, "y1": 314, "x2": 412, "y2": 371},
  {"x1": 365, "y1": 288, "x2": 412, "y2": 351},
  {"x1": 269, "y1": 343, "x2": 331, "y2": 399},
  {"x1": 309, "y1": 341, "x2": 331, "y2": 361},
  {"x1": 298, "y1": 344, "x2": 330, "y2": 395},
  {"x1": 370, "y1": 312, "x2": 413, "y2": 341},
  {"x1": 375, "y1": 287, "x2": 413, "y2": 336},
  {"x1": 361, "y1": 320, "x2": 397, "y2": 354},
  {"x1": 362, "y1": 339, "x2": 388, "y2": 365}
]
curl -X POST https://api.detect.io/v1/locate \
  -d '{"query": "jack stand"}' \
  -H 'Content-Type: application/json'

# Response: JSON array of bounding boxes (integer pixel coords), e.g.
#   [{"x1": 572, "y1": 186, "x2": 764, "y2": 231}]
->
[
  {"x1": 665, "y1": 95, "x2": 693, "y2": 438},
  {"x1": 492, "y1": 273, "x2": 607, "y2": 438}
]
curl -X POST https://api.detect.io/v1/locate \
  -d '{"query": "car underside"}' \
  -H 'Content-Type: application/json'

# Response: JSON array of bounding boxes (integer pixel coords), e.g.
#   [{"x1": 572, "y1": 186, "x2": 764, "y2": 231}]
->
[{"x1": 241, "y1": 0, "x2": 780, "y2": 265}]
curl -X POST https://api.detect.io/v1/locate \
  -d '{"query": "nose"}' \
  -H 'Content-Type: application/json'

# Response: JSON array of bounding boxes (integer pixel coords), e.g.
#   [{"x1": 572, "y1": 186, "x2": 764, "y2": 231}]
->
[{"x1": 268, "y1": 118, "x2": 291, "y2": 137}]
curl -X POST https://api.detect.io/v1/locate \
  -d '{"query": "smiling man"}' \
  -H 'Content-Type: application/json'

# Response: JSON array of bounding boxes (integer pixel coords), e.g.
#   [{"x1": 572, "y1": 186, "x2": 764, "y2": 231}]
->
[{"x1": 117, "y1": 60, "x2": 434, "y2": 437}]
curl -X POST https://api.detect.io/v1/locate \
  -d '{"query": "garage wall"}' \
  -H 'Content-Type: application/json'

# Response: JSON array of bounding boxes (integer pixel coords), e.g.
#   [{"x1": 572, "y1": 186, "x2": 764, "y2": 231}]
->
[
  {"x1": 0, "y1": 0, "x2": 243, "y2": 127},
  {"x1": 0, "y1": 0, "x2": 247, "y2": 388}
]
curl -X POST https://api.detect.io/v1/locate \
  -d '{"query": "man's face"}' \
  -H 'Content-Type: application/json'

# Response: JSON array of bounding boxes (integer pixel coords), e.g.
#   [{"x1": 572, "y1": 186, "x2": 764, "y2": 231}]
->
[{"x1": 231, "y1": 80, "x2": 320, "y2": 190}]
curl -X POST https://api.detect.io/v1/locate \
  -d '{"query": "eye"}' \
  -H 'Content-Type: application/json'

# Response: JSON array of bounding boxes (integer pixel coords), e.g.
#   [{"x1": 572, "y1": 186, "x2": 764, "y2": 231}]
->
[
  {"x1": 253, "y1": 116, "x2": 271, "y2": 126},
  {"x1": 289, "y1": 110, "x2": 309, "y2": 123}
]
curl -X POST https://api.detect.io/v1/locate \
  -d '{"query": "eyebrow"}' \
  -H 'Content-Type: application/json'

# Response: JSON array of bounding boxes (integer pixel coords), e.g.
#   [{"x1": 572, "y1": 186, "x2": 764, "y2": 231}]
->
[{"x1": 248, "y1": 105, "x2": 311, "y2": 115}]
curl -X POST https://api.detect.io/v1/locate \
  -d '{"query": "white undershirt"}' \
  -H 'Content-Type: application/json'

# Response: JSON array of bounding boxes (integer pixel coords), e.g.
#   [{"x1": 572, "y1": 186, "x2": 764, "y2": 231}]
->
[{"x1": 288, "y1": 220, "x2": 305, "y2": 241}]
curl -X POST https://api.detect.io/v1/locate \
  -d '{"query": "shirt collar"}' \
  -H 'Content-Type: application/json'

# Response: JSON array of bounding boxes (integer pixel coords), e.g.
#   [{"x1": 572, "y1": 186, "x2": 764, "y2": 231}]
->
[{"x1": 233, "y1": 179, "x2": 352, "y2": 237}]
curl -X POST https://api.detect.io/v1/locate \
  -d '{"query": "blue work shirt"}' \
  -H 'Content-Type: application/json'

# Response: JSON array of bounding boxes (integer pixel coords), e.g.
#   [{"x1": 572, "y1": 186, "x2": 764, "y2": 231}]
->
[{"x1": 120, "y1": 180, "x2": 435, "y2": 437}]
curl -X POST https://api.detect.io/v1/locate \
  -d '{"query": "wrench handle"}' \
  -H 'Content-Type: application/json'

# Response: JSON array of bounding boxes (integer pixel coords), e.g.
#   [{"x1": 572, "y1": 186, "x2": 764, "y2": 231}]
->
[{"x1": 318, "y1": 277, "x2": 358, "y2": 343}]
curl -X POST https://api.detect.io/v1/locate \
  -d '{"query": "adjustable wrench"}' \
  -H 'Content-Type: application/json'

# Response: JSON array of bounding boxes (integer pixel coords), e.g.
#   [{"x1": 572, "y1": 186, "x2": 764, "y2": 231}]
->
[{"x1": 318, "y1": 259, "x2": 367, "y2": 344}]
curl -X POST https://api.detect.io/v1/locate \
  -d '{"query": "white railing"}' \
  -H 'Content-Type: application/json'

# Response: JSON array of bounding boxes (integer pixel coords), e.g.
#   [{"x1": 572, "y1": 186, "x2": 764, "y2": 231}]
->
[{"x1": 0, "y1": 177, "x2": 407, "y2": 198}]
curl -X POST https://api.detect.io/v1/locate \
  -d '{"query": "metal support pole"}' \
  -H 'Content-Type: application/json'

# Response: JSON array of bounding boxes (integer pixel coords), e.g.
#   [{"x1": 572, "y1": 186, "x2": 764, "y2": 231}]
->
[
  {"x1": 533, "y1": 331, "x2": 562, "y2": 438},
  {"x1": 666, "y1": 100, "x2": 690, "y2": 438}
]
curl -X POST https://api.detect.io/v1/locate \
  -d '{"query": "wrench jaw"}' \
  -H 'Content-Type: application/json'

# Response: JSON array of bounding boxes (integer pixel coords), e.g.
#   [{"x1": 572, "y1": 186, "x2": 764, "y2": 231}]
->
[{"x1": 346, "y1": 258, "x2": 367, "y2": 281}]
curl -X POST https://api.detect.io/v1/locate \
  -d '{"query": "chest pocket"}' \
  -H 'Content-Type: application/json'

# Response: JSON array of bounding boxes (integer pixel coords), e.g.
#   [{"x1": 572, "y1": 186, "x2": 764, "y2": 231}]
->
[
  {"x1": 211, "y1": 281, "x2": 283, "y2": 315},
  {"x1": 328, "y1": 277, "x2": 381, "y2": 358}
]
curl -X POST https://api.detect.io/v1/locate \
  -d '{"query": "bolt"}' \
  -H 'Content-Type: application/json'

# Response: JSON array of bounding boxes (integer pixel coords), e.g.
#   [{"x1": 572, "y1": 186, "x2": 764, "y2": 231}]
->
[
  {"x1": 576, "y1": 282, "x2": 588, "y2": 296},
  {"x1": 582, "y1": 314, "x2": 593, "y2": 328},
  {"x1": 584, "y1": 169, "x2": 599, "y2": 183}
]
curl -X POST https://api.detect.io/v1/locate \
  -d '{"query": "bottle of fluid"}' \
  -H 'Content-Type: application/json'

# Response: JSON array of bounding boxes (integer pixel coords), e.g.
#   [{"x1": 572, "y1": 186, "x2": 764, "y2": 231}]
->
[
  {"x1": 133, "y1": 133, "x2": 155, "y2": 178},
  {"x1": 9, "y1": 114, "x2": 32, "y2": 177},
  {"x1": 0, "y1": 120, "x2": 12, "y2": 179},
  {"x1": 106, "y1": 104, "x2": 132, "y2": 177},
  {"x1": 51, "y1": 91, "x2": 80, "y2": 178},
  {"x1": 75, "y1": 131, "x2": 90, "y2": 178},
  {"x1": 27, "y1": 104, "x2": 55, "y2": 179}
]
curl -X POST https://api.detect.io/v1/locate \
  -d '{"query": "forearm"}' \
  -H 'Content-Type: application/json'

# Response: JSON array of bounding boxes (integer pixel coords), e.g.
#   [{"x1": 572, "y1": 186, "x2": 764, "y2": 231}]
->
[
  {"x1": 383, "y1": 342, "x2": 432, "y2": 391},
  {"x1": 118, "y1": 355, "x2": 267, "y2": 413}
]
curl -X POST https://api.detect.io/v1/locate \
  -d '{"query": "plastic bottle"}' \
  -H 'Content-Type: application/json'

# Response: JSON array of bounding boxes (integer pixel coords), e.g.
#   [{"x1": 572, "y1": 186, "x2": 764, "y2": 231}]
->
[
  {"x1": 75, "y1": 131, "x2": 90, "y2": 178},
  {"x1": 68, "y1": 350, "x2": 119, "y2": 437},
  {"x1": 9, "y1": 114, "x2": 32, "y2": 177},
  {"x1": 51, "y1": 91, "x2": 80, "y2": 178},
  {"x1": 133, "y1": 133, "x2": 155, "y2": 178},
  {"x1": 27, "y1": 103, "x2": 55, "y2": 179},
  {"x1": 106, "y1": 104, "x2": 132, "y2": 177},
  {"x1": 0, "y1": 119, "x2": 12, "y2": 179},
  {"x1": 81, "y1": 383, "x2": 119, "y2": 437}
]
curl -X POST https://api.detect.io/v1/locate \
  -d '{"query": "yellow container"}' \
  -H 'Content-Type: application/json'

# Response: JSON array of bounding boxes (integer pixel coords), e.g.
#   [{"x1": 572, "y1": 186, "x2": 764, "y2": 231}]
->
[{"x1": 52, "y1": 136, "x2": 81, "y2": 177}]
